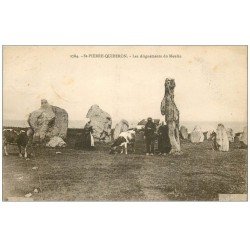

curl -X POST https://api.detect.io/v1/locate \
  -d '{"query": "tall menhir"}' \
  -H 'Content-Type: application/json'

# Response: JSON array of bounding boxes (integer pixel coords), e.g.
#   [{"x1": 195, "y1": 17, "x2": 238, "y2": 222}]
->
[{"x1": 160, "y1": 78, "x2": 181, "y2": 154}]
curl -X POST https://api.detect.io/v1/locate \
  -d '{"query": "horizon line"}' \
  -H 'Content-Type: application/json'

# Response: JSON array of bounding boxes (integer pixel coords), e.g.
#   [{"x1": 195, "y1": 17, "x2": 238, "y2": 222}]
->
[{"x1": 3, "y1": 119, "x2": 247, "y2": 123}]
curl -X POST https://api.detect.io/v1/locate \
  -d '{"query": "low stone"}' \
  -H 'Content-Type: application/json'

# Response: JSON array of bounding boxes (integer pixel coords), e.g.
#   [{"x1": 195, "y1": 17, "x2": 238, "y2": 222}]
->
[
  {"x1": 240, "y1": 126, "x2": 247, "y2": 146},
  {"x1": 226, "y1": 128, "x2": 235, "y2": 142},
  {"x1": 180, "y1": 126, "x2": 188, "y2": 139},
  {"x1": 206, "y1": 130, "x2": 214, "y2": 140},
  {"x1": 190, "y1": 126, "x2": 204, "y2": 143},
  {"x1": 46, "y1": 136, "x2": 66, "y2": 148},
  {"x1": 25, "y1": 193, "x2": 32, "y2": 198}
]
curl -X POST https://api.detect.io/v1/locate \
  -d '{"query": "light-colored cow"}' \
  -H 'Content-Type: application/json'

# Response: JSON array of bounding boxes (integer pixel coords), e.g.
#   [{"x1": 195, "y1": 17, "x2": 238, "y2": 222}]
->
[{"x1": 110, "y1": 130, "x2": 136, "y2": 154}]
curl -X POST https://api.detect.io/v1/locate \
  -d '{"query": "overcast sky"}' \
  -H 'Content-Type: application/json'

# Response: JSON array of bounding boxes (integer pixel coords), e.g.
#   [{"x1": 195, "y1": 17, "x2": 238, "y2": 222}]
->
[{"x1": 3, "y1": 46, "x2": 247, "y2": 123}]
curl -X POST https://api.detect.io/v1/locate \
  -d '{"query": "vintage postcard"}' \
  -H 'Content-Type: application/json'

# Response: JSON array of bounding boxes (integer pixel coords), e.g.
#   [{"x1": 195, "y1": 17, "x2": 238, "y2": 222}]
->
[{"x1": 2, "y1": 46, "x2": 247, "y2": 201}]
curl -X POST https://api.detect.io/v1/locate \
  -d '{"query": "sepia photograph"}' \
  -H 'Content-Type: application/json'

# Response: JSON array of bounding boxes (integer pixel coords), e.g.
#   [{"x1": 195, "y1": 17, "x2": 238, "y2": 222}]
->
[{"x1": 2, "y1": 45, "x2": 248, "y2": 201}]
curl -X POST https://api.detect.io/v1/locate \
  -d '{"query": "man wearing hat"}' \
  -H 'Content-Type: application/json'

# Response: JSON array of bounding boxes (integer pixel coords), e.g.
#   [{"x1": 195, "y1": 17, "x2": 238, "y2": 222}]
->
[{"x1": 144, "y1": 117, "x2": 156, "y2": 155}]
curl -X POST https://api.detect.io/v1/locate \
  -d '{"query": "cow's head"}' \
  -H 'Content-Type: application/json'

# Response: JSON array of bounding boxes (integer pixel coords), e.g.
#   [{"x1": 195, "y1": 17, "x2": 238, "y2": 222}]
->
[
  {"x1": 109, "y1": 146, "x2": 118, "y2": 154},
  {"x1": 109, "y1": 136, "x2": 126, "y2": 154},
  {"x1": 109, "y1": 145, "x2": 124, "y2": 154}
]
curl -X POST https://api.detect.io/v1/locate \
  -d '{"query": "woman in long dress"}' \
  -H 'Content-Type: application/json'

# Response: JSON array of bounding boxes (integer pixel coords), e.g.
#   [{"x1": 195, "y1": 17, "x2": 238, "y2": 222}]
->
[
  {"x1": 83, "y1": 122, "x2": 95, "y2": 150},
  {"x1": 158, "y1": 122, "x2": 171, "y2": 155}
]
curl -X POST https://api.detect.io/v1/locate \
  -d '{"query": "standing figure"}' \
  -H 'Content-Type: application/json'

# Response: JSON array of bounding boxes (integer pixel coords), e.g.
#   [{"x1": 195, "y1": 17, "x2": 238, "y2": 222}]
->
[
  {"x1": 158, "y1": 122, "x2": 171, "y2": 155},
  {"x1": 144, "y1": 117, "x2": 156, "y2": 155},
  {"x1": 211, "y1": 131, "x2": 219, "y2": 151},
  {"x1": 83, "y1": 121, "x2": 95, "y2": 150},
  {"x1": 160, "y1": 78, "x2": 181, "y2": 154}
]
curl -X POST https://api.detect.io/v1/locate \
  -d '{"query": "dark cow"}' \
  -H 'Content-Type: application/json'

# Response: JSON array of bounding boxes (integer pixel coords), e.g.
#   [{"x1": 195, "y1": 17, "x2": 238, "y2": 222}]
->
[
  {"x1": 110, "y1": 130, "x2": 136, "y2": 154},
  {"x1": 3, "y1": 128, "x2": 33, "y2": 159}
]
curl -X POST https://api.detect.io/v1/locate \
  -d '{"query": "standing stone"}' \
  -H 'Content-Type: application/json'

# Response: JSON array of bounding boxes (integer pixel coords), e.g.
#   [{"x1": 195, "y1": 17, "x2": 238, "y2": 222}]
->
[
  {"x1": 190, "y1": 126, "x2": 204, "y2": 143},
  {"x1": 180, "y1": 125, "x2": 188, "y2": 139},
  {"x1": 226, "y1": 128, "x2": 235, "y2": 142},
  {"x1": 234, "y1": 132, "x2": 242, "y2": 143},
  {"x1": 206, "y1": 130, "x2": 214, "y2": 140},
  {"x1": 160, "y1": 78, "x2": 181, "y2": 154},
  {"x1": 203, "y1": 131, "x2": 208, "y2": 140},
  {"x1": 28, "y1": 99, "x2": 68, "y2": 144},
  {"x1": 86, "y1": 104, "x2": 112, "y2": 142},
  {"x1": 113, "y1": 119, "x2": 129, "y2": 140},
  {"x1": 216, "y1": 124, "x2": 229, "y2": 151},
  {"x1": 240, "y1": 126, "x2": 247, "y2": 146}
]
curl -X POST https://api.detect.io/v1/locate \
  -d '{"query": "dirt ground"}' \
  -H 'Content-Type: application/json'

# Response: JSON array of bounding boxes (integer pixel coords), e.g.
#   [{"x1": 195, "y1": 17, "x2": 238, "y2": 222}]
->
[{"x1": 2, "y1": 128, "x2": 248, "y2": 201}]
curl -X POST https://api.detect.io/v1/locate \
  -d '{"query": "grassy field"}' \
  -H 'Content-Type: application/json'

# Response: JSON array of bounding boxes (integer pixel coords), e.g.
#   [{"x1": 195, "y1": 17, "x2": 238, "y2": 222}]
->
[{"x1": 2, "y1": 128, "x2": 247, "y2": 201}]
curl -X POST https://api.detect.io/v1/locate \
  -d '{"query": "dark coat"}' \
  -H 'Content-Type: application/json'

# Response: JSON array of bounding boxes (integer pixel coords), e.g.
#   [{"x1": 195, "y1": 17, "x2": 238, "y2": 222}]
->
[
  {"x1": 82, "y1": 125, "x2": 93, "y2": 149},
  {"x1": 144, "y1": 121, "x2": 156, "y2": 138},
  {"x1": 75, "y1": 123, "x2": 94, "y2": 149},
  {"x1": 158, "y1": 125, "x2": 169, "y2": 139},
  {"x1": 158, "y1": 125, "x2": 171, "y2": 153}
]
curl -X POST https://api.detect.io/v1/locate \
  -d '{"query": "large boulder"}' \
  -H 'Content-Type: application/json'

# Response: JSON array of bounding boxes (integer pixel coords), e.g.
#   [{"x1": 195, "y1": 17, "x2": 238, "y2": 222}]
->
[
  {"x1": 240, "y1": 126, "x2": 247, "y2": 146},
  {"x1": 86, "y1": 104, "x2": 112, "y2": 142},
  {"x1": 180, "y1": 125, "x2": 188, "y2": 139},
  {"x1": 190, "y1": 126, "x2": 204, "y2": 143},
  {"x1": 28, "y1": 99, "x2": 68, "y2": 142},
  {"x1": 113, "y1": 119, "x2": 129, "y2": 140},
  {"x1": 226, "y1": 128, "x2": 235, "y2": 142},
  {"x1": 216, "y1": 124, "x2": 229, "y2": 151}
]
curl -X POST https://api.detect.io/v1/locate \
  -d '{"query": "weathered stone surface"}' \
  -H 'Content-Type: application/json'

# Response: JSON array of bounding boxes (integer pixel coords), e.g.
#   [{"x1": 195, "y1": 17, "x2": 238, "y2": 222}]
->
[
  {"x1": 86, "y1": 104, "x2": 112, "y2": 142},
  {"x1": 46, "y1": 136, "x2": 66, "y2": 148},
  {"x1": 190, "y1": 126, "x2": 204, "y2": 143},
  {"x1": 240, "y1": 126, "x2": 247, "y2": 146},
  {"x1": 180, "y1": 125, "x2": 188, "y2": 139},
  {"x1": 28, "y1": 100, "x2": 68, "y2": 142},
  {"x1": 226, "y1": 128, "x2": 235, "y2": 142},
  {"x1": 234, "y1": 132, "x2": 242, "y2": 143},
  {"x1": 206, "y1": 130, "x2": 213, "y2": 140},
  {"x1": 216, "y1": 124, "x2": 229, "y2": 151},
  {"x1": 113, "y1": 119, "x2": 129, "y2": 140},
  {"x1": 160, "y1": 78, "x2": 181, "y2": 153},
  {"x1": 203, "y1": 131, "x2": 208, "y2": 140}
]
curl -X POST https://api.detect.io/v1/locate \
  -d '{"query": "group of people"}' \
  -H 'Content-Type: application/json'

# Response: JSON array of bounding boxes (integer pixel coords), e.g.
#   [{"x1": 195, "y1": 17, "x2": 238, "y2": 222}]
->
[
  {"x1": 144, "y1": 117, "x2": 171, "y2": 156},
  {"x1": 77, "y1": 117, "x2": 171, "y2": 155}
]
